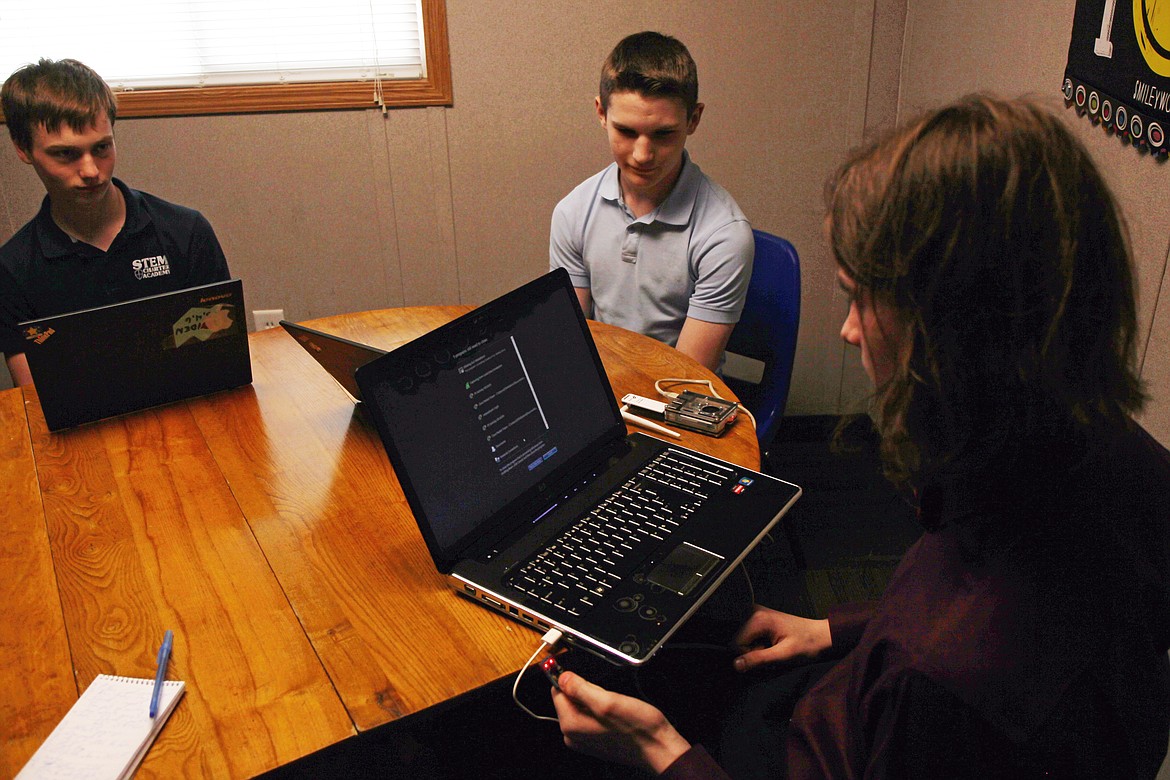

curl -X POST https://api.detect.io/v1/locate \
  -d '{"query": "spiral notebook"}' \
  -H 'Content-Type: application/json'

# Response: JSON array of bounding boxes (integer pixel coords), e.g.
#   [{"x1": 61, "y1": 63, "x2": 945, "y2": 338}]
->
[{"x1": 17, "y1": 674, "x2": 185, "y2": 779}]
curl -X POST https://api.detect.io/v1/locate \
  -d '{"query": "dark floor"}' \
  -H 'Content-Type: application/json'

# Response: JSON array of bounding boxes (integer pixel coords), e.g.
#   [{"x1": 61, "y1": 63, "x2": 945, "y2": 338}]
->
[
  {"x1": 260, "y1": 415, "x2": 921, "y2": 779},
  {"x1": 749, "y1": 414, "x2": 921, "y2": 617}
]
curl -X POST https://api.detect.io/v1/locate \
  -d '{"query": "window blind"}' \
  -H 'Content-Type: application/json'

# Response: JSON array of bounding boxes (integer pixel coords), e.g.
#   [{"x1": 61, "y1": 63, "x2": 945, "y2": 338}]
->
[{"x1": 0, "y1": 0, "x2": 426, "y2": 90}]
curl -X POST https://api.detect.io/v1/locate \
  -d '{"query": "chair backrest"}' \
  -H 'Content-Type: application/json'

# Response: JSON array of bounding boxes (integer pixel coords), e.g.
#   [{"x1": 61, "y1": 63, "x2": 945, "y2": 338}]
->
[{"x1": 723, "y1": 230, "x2": 801, "y2": 453}]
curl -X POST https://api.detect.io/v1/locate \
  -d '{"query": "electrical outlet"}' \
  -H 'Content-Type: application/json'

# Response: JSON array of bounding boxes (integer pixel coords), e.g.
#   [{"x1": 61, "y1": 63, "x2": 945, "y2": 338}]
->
[{"x1": 253, "y1": 309, "x2": 284, "y2": 331}]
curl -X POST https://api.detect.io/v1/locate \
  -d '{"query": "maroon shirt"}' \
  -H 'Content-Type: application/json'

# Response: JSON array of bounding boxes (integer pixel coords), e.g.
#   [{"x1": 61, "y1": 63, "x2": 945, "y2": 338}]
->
[{"x1": 665, "y1": 424, "x2": 1170, "y2": 779}]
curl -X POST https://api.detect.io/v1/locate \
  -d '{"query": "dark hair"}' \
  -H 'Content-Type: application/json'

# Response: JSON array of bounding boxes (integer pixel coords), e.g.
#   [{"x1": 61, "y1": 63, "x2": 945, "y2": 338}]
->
[
  {"x1": 599, "y1": 31, "x2": 698, "y2": 117},
  {"x1": 2, "y1": 58, "x2": 117, "y2": 151},
  {"x1": 826, "y1": 95, "x2": 1144, "y2": 490}
]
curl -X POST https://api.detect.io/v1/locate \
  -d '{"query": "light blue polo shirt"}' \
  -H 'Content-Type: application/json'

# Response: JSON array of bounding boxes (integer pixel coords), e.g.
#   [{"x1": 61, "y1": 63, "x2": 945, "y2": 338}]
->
[{"x1": 549, "y1": 151, "x2": 753, "y2": 348}]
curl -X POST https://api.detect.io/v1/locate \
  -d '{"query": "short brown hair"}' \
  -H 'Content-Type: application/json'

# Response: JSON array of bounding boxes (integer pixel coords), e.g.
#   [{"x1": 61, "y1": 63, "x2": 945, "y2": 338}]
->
[
  {"x1": 825, "y1": 95, "x2": 1143, "y2": 490},
  {"x1": 599, "y1": 31, "x2": 698, "y2": 117},
  {"x1": 2, "y1": 58, "x2": 117, "y2": 151}
]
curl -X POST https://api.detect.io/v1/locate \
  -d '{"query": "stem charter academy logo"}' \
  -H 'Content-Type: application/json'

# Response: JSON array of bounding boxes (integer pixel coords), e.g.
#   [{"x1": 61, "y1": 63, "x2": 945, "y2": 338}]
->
[{"x1": 132, "y1": 254, "x2": 171, "y2": 280}]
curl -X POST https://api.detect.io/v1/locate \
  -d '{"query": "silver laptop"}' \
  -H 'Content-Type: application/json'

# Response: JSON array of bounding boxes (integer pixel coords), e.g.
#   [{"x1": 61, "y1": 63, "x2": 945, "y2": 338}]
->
[{"x1": 355, "y1": 269, "x2": 801, "y2": 665}]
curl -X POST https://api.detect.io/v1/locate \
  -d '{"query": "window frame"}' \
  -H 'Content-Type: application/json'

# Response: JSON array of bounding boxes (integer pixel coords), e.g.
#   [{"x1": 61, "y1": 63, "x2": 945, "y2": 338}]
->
[{"x1": 2, "y1": 0, "x2": 451, "y2": 121}]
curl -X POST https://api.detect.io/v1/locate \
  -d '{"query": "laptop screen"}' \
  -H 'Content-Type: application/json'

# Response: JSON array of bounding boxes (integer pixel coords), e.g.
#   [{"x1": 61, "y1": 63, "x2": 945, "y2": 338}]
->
[{"x1": 356, "y1": 270, "x2": 624, "y2": 569}]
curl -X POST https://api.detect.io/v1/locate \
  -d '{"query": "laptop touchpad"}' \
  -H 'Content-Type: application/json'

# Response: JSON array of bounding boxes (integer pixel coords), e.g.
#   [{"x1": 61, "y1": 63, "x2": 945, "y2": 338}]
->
[{"x1": 647, "y1": 542, "x2": 722, "y2": 597}]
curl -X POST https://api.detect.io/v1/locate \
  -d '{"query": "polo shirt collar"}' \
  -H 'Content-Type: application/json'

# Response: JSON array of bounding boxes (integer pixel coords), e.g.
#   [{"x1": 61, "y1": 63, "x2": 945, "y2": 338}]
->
[
  {"x1": 600, "y1": 163, "x2": 622, "y2": 203},
  {"x1": 33, "y1": 178, "x2": 150, "y2": 259},
  {"x1": 599, "y1": 150, "x2": 701, "y2": 226}
]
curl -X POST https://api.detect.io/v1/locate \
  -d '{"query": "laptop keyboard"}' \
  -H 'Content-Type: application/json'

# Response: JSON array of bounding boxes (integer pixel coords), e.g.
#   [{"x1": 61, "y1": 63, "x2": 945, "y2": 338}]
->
[{"x1": 506, "y1": 448, "x2": 735, "y2": 616}]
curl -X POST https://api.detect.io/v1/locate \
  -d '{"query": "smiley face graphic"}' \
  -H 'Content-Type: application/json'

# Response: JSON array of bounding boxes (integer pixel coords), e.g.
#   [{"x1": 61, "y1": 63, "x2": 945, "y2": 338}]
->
[{"x1": 1135, "y1": 0, "x2": 1170, "y2": 76}]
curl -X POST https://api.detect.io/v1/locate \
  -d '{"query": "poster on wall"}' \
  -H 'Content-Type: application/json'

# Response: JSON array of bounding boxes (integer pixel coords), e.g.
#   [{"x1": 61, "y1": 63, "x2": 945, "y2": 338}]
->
[{"x1": 1063, "y1": 0, "x2": 1170, "y2": 157}]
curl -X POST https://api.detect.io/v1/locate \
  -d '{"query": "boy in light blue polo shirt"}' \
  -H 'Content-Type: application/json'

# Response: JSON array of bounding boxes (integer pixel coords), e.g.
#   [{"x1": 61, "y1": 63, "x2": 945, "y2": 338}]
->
[{"x1": 550, "y1": 31, "x2": 753, "y2": 372}]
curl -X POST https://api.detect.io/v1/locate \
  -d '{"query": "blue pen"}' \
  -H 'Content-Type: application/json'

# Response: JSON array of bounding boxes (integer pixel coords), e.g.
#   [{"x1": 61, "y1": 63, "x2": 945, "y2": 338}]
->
[{"x1": 149, "y1": 630, "x2": 174, "y2": 718}]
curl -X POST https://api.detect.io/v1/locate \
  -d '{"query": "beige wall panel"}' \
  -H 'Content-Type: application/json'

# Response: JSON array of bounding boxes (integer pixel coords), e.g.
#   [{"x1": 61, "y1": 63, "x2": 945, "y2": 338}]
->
[
  {"x1": 899, "y1": 0, "x2": 1170, "y2": 446},
  {"x1": 866, "y1": 0, "x2": 909, "y2": 132},
  {"x1": 443, "y1": 2, "x2": 638, "y2": 305},
  {"x1": 682, "y1": 2, "x2": 880, "y2": 417},
  {"x1": 901, "y1": 0, "x2": 1076, "y2": 110},
  {"x1": 362, "y1": 110, "x2": 408, "y2": 309},
  {"x1": 443, "y1": 0, "x2": 882, "y2": 415},
  {"x1": 375, "y1": 106, "x2": 460, "y2": 305},
  {"x1": 0, "y1": 152, "x2": 48, "y2": 238},
  {"x1": 111, "y1": 111, "x2": 400, "y2": 323},
  {"x1": 836, "y1": 0, "x2": 913, "y2": 414}
]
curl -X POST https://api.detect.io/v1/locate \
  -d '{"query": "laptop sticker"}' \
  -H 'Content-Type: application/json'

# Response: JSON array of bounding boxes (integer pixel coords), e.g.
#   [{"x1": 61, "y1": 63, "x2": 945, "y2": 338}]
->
[
  {"x1": 23, "y1": 325, "x2": 55, "y2": 345},
  {"x1": 169, "y1": 303, "x2": 240, "y2": 348}
]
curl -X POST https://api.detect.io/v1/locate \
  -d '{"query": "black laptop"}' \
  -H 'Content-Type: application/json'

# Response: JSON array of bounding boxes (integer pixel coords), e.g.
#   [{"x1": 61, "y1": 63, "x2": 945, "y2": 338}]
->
[
  {"x1": 279, "y1": 320, "x2": 386, "y2": 402},
  {"x1": 355, "y1": 269, "x2": 801, "y2": 665},
  {"x1": 20, "y1": 279, "x2": 252, "y2": 431}
]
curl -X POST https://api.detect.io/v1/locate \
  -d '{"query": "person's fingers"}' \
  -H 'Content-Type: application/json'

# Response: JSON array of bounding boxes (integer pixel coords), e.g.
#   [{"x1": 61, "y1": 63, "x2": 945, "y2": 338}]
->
[
  {"x1": 553, "y1": 676, "x2": 607, "y2": 744},
  {"x1": 733, "y1": 624, "x2": 772, "y2": 653},
  {"x1": 733, "y1": 606, "x2": 778, "y2": 648},
  {"x1": 734, "y1": 643, "x2": 795, "y2": 673},
  {"x1": 551, "y1": 685, "x2": 575, "y2": 719},
  {"x1": 555, "y1": 674, "x2": 628, "y2": 755},
  {"x1": 557, "y1": 671, "x2": 608, "y2": 712}
]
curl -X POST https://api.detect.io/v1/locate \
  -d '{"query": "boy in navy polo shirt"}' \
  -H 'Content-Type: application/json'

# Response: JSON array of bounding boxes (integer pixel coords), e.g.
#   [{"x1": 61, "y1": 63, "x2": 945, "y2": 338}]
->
[
  {"x1": 550, "y1": 32, "x2": 753, "y2": 372},
  {"x1": 0, "y1": 58, "x2": 230, "y2": 386}
]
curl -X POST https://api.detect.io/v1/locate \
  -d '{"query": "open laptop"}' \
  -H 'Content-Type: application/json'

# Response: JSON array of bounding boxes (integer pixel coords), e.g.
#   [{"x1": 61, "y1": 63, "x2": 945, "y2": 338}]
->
[
  {"x1": 280, "y1": 320, "x2": 386, "y2": 402},
  {"x1": 20, "y1": 279, "x2": 252, "y2": 431},
  {"x1": 355, "y1": 269, "x2": 801, "y2": 665}
]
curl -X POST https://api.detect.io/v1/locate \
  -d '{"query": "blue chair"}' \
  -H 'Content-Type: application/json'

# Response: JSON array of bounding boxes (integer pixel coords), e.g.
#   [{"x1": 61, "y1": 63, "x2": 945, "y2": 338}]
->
[{"x1": 722, "y1": 230, "x2": 801, "y2": 454}]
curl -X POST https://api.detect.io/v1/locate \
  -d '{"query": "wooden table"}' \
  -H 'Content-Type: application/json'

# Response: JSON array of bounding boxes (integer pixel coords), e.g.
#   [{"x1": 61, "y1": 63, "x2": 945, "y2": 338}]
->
[{"x1": 0, "y1": 307, "x2": 759, "y2": 778}]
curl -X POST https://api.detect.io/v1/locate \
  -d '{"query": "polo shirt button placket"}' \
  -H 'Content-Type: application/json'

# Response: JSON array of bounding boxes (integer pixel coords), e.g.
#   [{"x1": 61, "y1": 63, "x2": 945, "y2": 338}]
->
[{"x1": 621, "y1": 225, "x2": 640, "y2": 264}]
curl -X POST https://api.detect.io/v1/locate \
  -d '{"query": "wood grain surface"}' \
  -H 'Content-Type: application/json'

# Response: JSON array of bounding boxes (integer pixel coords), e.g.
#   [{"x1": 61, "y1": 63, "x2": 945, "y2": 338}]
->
[
  {"x1": 0, "y1": 307, "x2": 758, "y2": 777},
  {"x1": 11, "y1": 388, "x2": 352, "y2": 777},
  {"x1": 0, "y1": 389, "x2": 74, "y2": 779}
]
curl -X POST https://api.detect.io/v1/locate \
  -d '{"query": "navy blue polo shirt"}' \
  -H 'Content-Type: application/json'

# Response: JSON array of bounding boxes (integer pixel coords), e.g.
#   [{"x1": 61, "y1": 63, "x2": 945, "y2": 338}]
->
[{"x1": 0, "y1": 178, "x2": 230, "y2": 357}]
